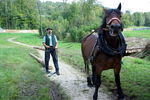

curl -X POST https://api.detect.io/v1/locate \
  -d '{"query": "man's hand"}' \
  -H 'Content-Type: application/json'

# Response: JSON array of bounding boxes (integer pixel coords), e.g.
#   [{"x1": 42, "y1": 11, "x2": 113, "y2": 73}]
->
[
  {"x1": 55, "y1": 46, "x2": 58, "y2": 49},
  {"x1": 45, "y1": 45, "x2": 50, "y2": 48},
  {"x1": 43, "y1": 43, "x2": 50, "y2": 48},
  {"x1": 55, "y1": 42, "x2": 58, "y2": 49}
]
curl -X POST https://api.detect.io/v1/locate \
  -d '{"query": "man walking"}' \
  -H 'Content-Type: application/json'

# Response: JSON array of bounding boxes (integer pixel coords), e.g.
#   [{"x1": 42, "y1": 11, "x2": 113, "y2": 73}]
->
[{"x1": 42, "y1": 28, "x2": 60, "y2": 75}]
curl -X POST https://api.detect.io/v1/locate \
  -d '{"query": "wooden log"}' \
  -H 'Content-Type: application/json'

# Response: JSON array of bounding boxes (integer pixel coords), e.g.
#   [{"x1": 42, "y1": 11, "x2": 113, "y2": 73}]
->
[
  {"x1": 33, "y1": 46, "x2": 45, "y2": 51},
  {"x1": 29, "y1": 53, "x2": 44, "y2": 66},
  {"x1": 29, "y1": 53, "x2": 53, "y2": 70}
]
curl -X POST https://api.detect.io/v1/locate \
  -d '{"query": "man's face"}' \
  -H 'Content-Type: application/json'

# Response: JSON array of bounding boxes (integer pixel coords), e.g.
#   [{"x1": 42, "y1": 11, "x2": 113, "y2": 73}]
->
[{"x1": 47, "y1": 29, "x2": 52, "y2": 34}]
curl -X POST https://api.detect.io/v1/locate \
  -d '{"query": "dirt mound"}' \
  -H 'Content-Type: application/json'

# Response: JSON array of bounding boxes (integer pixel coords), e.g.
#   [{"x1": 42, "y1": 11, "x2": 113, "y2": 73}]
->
[
  {"x1": 126, "y1": 37, "x2": 149, "y2": 49},
  {"x1": 134, "y1": 43, "x2": 150, "y2": 60}
]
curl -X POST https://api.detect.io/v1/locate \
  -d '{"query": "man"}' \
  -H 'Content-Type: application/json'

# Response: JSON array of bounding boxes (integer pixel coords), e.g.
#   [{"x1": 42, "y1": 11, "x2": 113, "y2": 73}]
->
[{"x1": 42, "y1": 28, "x2": 60, "y2": 75}]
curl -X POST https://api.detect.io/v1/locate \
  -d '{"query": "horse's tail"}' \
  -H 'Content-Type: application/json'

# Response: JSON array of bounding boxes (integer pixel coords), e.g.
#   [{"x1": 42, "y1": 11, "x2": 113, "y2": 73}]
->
[
  {"x1": 85, "y1": 60, "x2": 90, "y2": 75},
  {"x1": 81, "y1": 41, "x2": 90, "y2": 75}
]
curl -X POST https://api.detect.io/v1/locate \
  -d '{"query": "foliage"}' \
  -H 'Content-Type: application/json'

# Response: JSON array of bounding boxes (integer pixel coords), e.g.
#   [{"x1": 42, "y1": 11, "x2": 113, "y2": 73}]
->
[
  {"x1": 132, "y1": 12, "x2": 145, "y2": 26},
  {"x1": 0, "y1": 0, "x2": 39, "y2": 29},
  {"x1": 38, "y1": 0, "x2": 103, "y2": 42},
  {"x1": 0, "y1": 0, "x2": 150, "y2": 42},
  {"x1": 144, "y1": 12, "x2": 150, "y2": 26},
  {"x1": 122, "y1": 11, "x2": 133, "y2": 28}
]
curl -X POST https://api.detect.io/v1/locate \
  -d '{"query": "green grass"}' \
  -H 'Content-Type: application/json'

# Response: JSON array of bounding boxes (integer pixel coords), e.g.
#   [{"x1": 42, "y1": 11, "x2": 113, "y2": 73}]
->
[
  {"x1": 2, "y1": 30, "x2": 150, "y2": 100},
  {"x1": 0, "y1": 34, "x2": 51, "y2": 100},
  {"x1": 0, "y1": 33, "x2": 69, "y2": 100},
  {"x1": 123, "y1": 30, "x2": 150, "y2": 40},
  {"x1": 127, "y1": 26, "x2": 149, "y2": 28},
  {"x1": 102, "y1": 57, "x2": 150, "y2": 100}
]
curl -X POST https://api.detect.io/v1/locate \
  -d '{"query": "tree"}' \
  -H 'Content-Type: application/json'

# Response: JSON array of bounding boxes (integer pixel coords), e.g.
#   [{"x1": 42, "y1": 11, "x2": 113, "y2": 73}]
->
[
  {"x1": 0, "y1": 0, "x2": 39, "y2": 29},
  {"x1": 122, "y1": 11, "x2": 133, "y2": 28},
  {"x1": 144, "y1": 12, "x2": 150, "y2": 26},
  {"x1": 132, "y1": 12, "x2": 145, "y2": 26}
]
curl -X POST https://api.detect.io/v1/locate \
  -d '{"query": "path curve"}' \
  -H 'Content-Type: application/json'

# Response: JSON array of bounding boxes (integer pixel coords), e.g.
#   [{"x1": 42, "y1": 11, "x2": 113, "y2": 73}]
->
[{"x1": 8, "y1": 38, "x2": 113, "y2": 100}]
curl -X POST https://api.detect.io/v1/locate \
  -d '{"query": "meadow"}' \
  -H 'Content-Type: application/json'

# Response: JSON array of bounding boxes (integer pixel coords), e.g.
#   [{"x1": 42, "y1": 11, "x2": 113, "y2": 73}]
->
[
  {"x1": 0, "y1": 29, "x2": 150, "y2": 100},
  {"x1": 124, "y1": 30, "x2": 150, "y2": 40}
]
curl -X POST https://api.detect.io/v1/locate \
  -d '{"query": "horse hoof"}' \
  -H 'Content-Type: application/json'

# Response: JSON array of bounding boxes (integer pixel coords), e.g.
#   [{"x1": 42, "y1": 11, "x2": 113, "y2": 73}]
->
[
  {"x1": 87, "y1": 83, "x2": 93, "y2": 87},
  {"x1": 87, "y1": 77, "x2": 93, "y2": 87},
  {"x1": 93, "y1": 94, "x2": 98, "y2": 100},
  {"x1": 118, "y1": 98, "x2": 125, "y2": 100},
  {"x1": 118, "y1": 94, "x2": 125, "y2": 100}
]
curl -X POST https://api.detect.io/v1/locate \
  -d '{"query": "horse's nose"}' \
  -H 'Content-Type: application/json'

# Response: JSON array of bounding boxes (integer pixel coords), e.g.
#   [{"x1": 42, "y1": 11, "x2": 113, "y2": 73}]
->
[{"x1": 110, "y1": 24, "x2": 121, "y2": 30}]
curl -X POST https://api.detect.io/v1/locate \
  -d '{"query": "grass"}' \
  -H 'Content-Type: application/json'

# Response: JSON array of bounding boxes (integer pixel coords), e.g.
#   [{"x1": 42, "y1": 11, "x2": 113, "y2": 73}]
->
[
  {"x1": 0, "y1": 33, "x2": 69, "y2": 100},
  {"x1": 1, "y1": 29, "x2": 150, "y2": 100},
  {"x1": 126, "y1": 26, "x2": 149, "y2": 28},
  {"x1": 102, "y1": 57, "x2": 150, "y2": 100},
  {"x1": 123, "y1": 30, "x2": 150, "y2": 40}
]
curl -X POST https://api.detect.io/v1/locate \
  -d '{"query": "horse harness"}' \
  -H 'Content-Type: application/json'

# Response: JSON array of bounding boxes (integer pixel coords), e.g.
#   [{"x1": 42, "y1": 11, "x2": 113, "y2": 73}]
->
[{"x1": 90, "y1": 31, "x2": 127, "y2": 63}]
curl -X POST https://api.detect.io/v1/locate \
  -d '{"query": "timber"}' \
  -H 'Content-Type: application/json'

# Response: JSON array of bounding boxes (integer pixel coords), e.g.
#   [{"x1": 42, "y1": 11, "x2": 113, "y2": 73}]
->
[
  {"x1": 125, "y1": 47, "x2": 145, "y2": 55},
  {"x1": 29, "y1": 53, "x2": 53, "y2": 70},
  {"x1": 29, "y1": 53, "x2": 44, "y2": 66},
  {"x1": 33, "y1": 46, "x2": 45, "y2": 51}
]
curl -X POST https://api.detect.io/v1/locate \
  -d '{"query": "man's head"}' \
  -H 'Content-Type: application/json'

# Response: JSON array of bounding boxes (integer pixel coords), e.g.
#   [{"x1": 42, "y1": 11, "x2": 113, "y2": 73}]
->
[{"x1": 46, "y1": 28, "x2": 53, "y2": 34}]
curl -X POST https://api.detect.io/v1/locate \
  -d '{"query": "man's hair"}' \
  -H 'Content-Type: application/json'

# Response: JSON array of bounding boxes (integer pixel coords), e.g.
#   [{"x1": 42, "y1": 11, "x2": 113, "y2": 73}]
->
[{"x1": 46, "y1": 28, "x2": 53, "y2": 31}]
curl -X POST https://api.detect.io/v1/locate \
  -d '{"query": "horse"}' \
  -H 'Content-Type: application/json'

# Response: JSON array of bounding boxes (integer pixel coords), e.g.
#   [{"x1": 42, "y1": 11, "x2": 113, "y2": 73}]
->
[{"x1": 81, "y1": 3, "x2": 127, "y2": 100}]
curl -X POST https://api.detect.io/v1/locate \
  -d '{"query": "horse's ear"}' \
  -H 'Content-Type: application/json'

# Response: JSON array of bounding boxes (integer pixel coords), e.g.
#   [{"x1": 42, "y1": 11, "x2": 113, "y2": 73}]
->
[{"x1": 117, "y1": 3, "x2": 121, "y2": 11}]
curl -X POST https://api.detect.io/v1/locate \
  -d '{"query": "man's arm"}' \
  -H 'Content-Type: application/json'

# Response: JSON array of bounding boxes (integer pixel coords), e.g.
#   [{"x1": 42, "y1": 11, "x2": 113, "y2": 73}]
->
[
  {"x1": 54, "y1": 35, "x2": 58, "y2": 49},
  {"x1": 43, "y1": 43, "x2": 50, "y2": 48},
  {"x1": 42, "y1": 36, "x2": 50, "y2": 48},
  {"x1": 55, "y1": 42, "x2": 58, "y2": 48}
]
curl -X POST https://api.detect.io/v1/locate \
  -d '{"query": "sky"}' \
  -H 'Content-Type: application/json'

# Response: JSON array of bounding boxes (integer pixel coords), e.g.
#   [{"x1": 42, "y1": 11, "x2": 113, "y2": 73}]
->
[{"x1": 40, "y1": 0, "x2": 150, "y2": 13}]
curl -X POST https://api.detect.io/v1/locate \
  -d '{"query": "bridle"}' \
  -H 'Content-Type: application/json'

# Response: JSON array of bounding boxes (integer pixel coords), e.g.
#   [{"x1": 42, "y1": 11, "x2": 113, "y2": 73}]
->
[
  {"x1": 103, "y1": 11, "x2": 122, "y2": 31},
  {"x1": 107, "y1": 17, "x2": 121, "y2": 26},
  {"x1": 92, "y1": 10, "x2": 122, "y2": 33}
]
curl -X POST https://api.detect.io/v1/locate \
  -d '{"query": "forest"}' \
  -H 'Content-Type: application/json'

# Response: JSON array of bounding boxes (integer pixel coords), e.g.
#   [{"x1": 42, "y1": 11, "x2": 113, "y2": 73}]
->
[{"x1": 0, "y1": 0, "x2": 150, "y2": 42}]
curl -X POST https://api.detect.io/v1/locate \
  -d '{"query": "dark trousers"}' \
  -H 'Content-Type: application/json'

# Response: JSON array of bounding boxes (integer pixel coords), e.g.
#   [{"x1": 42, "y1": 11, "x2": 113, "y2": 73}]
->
[{"x1": 45, "y1": 47, "x2": 59, "y2": 72}]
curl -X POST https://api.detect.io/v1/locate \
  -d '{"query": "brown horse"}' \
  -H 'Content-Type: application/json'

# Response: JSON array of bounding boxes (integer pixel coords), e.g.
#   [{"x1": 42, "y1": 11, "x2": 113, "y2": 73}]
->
[{"x1": 81, "y1": 3, "x2": 127, "y2": 100}]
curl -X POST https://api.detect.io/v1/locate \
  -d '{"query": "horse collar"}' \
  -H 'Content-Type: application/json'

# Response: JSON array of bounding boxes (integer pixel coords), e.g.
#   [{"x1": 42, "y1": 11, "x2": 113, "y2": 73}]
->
[{"x1": 98, "y1": 33, "x2": 127, "y2": 56}]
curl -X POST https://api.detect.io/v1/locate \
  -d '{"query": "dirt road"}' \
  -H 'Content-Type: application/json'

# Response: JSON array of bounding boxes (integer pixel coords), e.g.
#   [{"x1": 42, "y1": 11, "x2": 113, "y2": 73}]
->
[{"x1": 8, "y1": 38, "x2": 113, "y2": 100}]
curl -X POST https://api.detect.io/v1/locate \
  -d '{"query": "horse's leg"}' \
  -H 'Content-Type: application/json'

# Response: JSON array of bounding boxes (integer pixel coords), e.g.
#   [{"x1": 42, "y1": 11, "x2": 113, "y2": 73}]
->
[
  {"x1": 92, "y1": 65, "x2": 96, "y2": 85},
  {"x1": 86, "y1": 64, "x2": 93, "y2": 87},
  {"x1": 87, "y1": 64, "x2": 96, "y2": 87},
  {"x1": 93, "y1": 74, "x2": 101, "y2": 100},
  {"x1": 114, "y1": 65, "x2": 124, "y2": 100}
]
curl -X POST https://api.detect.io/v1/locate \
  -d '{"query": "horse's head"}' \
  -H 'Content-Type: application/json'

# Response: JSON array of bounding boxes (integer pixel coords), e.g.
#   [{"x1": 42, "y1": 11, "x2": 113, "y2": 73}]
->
[{"x1": 103, "y1": 3, "x2": 123, "y2": 36}]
